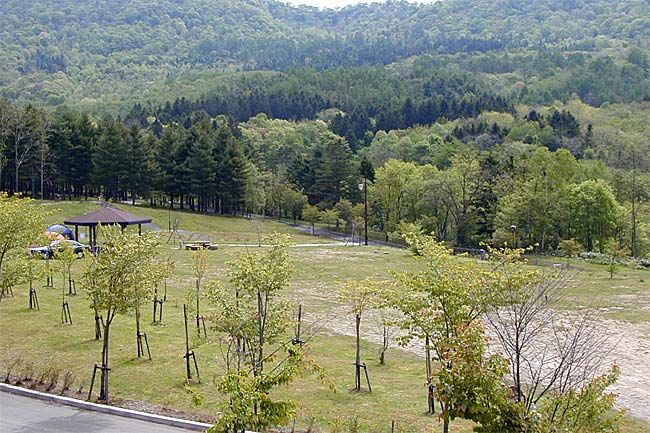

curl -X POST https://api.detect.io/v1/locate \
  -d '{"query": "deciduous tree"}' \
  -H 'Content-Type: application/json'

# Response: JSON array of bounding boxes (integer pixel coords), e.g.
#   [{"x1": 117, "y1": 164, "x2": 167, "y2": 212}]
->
[
  {"x1": 206, "y1": 234, "x2": 323, "y2": 432},
  {"x1": 0, "y1": 194, "x2": 47, "y2": 298},
  {"x1": 81, "y1": 225, "x2": 165, "y2": 402}
]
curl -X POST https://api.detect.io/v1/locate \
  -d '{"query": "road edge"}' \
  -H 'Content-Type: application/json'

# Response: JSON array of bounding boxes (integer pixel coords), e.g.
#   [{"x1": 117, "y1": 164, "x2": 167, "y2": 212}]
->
[{"x1": 0, "y1": 383, "x2": 214, "y2": 432}]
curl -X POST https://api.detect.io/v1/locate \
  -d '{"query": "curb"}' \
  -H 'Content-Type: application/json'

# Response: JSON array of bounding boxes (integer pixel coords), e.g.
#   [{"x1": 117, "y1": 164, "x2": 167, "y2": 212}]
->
[{"x1": 0, "y1": 383, "x2": 213, "y2": 432}]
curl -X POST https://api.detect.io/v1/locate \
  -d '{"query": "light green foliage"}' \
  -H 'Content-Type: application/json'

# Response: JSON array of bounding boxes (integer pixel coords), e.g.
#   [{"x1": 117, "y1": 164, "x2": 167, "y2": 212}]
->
[
  {"x1": 207, "y1": 233, "x2": 319, "y2": 432},
  {"x1": 604, "y1": 240, "x2": 630, "y2": 279},
  {"x1": 302, "y1": 205, "x2": 321, "y2": 235},
  {"x1": 0, "y1": 193, "x2": 48, "y2": 295},
  {"x1": 372, "y1": 159, "x2": 424, "y2": 233},
  {"x1": 434, "y1": 322, "x2": 515, "y2": 430},
  {"x1": 494, "y1": 147, "x2": 578, "y2": 250},
  {"x1": 0, "y1": 257, "x2": 30, "y2": 298},
  {"x1": 399, "y1": 221, "x2": 428, "y2": 255},
  {"x1": 80, "y1": 225, "x2": 166, "y2": 401},
  {"x1": 337, "y1": 278, "x2": 382, "y2": 317},
  {"x1": 320, "y1": 209, "x2": 340, "y2": 231},
  {"x1": 240, "y1": 115, "x2": 311, "y2": 172},
  {"x1": 569, "y1": 180, "x2": 624, "y2": 253},
  {"x1": 337, "y1": 278, "x2": 384, "y2": 380},
  {"x1": 334, "y1": 200, "x2": 355, "y2": 232},
  {"x1": 82, "y1": 226, "x2": 165, "y2": 318},
  {"x1": 189, "y1": 247, "x2": 208, "y2": 314},
  {"x1": 390, "y1": 236, "x2": 502, "y2": 432},
  {"x1": 209, "y1": 345, "x2": 320, "y2": 433},
  {"x1": 537, "y1": 365, "x2": 622, "y2": 433},
  {"x1": 432, "y1": 148, "x2": 481, "y2": 246},
  {"x1": 559, "y1": 238, "x2": 582, "y2": 266}
]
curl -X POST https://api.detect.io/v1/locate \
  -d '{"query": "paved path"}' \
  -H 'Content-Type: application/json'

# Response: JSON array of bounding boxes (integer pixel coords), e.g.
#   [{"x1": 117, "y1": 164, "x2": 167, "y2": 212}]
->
[{"x1": 0, "y1": 392, "x2": 200, "y2": 433}]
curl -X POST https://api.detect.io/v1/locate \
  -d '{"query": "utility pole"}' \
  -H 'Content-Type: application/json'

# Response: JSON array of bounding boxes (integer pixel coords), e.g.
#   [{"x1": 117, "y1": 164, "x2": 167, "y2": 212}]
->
[{"x1": 364, "y1": 176, "x2": 368, "y2": 246}]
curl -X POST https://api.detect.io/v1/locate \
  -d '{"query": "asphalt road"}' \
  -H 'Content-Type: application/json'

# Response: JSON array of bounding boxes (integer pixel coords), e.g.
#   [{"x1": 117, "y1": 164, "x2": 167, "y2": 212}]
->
[{"x1": 0, "y1": 392, "x2": 199, "y2": 433}]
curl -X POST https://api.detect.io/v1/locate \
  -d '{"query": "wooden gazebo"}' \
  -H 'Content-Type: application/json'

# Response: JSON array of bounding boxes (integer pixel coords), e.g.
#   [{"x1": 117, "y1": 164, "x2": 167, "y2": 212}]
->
[{"x1": 64, "y1": 206, "x2": 152, "y2": 246}]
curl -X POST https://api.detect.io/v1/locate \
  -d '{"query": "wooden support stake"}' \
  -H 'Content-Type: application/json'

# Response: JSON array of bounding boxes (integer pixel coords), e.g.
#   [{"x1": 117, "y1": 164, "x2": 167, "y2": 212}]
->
[
  {"x1": 68, "y1": 276, "x2": 76, "y2": 296},
  {"x1": 152, "y1": 297, "x2": 164, "y2": 323},
  {"x1": 61, "y1": 301, "x2": 72, "y2": 324},
  {"x1": 29, "y1": 288, "x2": 39, "y2": 310},
  {"x1": 196, "y1": 314, "x2": 207, "y2": 339},
  {"x1": 183, "y1": 305, "x2": 200, "y2": 381},
  {"x1": 137, "y1": 332, "x2": 152, "y2": 361},
  {"x1": 362, "y1": 362, "x2": 372, "y2": 393},
  {"x1": 88, "y1": 364, "x2": 111, "y2": 401},
  {"x1": 294, "y1": 304, "x2": 304, "y2": 345},
  {"x1": 428, "y1": 382, "x2": 437, "y2": 414},
  {"x1": 88, "y1": 364, "x2": 99, "y2": 400}
]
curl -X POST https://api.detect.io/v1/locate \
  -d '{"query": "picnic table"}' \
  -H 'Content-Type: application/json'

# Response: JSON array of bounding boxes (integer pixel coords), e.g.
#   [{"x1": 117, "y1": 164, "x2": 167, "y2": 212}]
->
[{"x1": 185, "y1": 241, "x2": 218, "y2": 250}]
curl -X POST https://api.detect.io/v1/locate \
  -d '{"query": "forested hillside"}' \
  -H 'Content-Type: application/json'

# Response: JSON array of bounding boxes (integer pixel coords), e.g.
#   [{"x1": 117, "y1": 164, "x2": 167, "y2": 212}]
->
[
  {"x1": 1, "y1": 0, "x2": 649, "y2": 259},
  {"x1": 1, "y1": 0, "x2": 648, "y2": 111}
]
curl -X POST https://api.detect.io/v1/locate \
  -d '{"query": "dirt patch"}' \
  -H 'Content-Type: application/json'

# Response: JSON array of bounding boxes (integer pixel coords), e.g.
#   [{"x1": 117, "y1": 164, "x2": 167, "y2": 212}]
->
[
  {"x1": 309, "y1": 307, "x2": 650, "y2": 421},
  {"x1": 600, "y1": 319, "x2": 650, "y2": 419}
]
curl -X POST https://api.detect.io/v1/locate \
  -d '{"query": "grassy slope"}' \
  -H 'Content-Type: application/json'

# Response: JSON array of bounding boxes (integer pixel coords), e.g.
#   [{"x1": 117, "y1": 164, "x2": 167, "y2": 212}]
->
[{"x1": 1, "y1": 200, "x2": 648, "y2": 432}]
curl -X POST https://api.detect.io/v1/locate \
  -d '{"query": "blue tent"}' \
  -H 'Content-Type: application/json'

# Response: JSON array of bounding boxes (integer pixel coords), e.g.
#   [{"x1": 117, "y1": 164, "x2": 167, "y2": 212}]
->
[{"x1": 46, "y1": 224, "x2": 75, "y2": 240}]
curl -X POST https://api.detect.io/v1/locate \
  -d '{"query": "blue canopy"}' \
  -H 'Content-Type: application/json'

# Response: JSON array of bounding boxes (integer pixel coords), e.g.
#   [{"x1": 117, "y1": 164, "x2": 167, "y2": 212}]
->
[{"x1": 46, "y1": 224, "x2": 75, "y2": 240}]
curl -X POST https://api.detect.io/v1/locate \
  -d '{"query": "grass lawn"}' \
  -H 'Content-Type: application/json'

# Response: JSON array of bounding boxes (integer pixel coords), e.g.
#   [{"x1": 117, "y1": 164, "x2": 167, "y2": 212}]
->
[{"x1": 1, "y1": 200, "x2": 648, "y2": 433}]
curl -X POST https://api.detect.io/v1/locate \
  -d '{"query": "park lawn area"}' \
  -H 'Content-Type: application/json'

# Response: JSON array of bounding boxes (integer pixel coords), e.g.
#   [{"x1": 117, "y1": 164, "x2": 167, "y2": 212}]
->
[
  {"x1": 111, "y1": 202, "x2": 332, "y2": 245},
  {"x1": 0, "y1": 242, "x2": 463, "y2": 433},
  {"x1": 1, "y1": 200, "x2": 649, "y2": 432},
  {"x1": 528, "y1": 256, "x2": 650, "y2": 322}
]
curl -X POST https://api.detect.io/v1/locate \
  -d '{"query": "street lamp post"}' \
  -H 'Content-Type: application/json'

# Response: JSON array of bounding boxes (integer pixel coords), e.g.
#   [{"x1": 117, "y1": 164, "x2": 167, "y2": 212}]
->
[{"x1": 358, "y1": 179, "x2": 369, "y2": 246}]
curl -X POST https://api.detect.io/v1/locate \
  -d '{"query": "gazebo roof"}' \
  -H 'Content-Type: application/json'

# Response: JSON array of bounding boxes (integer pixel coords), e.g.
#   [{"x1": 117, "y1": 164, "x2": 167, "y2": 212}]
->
[{"x1": 64, "y1": 206, "x2": 152, "y2": 227}]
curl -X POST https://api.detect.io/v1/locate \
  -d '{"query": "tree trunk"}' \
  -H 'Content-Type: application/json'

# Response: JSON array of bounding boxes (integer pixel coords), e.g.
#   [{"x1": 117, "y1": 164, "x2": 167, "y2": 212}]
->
[
  {"x1": 135, "y1": 306, "x2": 141, "y2": 357},
  {"x1": 256, "y1": 292, "x2": 265, "y2": 376},
  {"x1": 631, "y1": 166, "x2": 638, "y2": 258},
  {"x1": 196, "y1": 280, "x2": 201, "y2": 336},
  {"x1": 355, "y1": 313, "x2": 361, "y2": 391},
  {"x1": 100, "y1": 321, "x2": 111, "y2": 402},
  {"x1": 380, "y1": 325, "x2": 388, "y2": 365},
  {"x1": 442, "y1": 411, "x2": 449, "y2": 433}
]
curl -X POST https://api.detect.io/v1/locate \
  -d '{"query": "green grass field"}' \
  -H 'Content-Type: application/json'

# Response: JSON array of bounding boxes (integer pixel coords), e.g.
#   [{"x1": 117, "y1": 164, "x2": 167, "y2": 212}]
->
[{"x1": 1, "y1": 200, "x2": 648, "y2": 433}]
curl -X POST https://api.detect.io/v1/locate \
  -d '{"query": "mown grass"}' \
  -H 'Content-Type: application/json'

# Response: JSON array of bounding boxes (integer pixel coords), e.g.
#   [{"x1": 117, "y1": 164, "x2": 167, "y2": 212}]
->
[{"x1": 1, "y1": 199, "x2": 648, "y2": 432}]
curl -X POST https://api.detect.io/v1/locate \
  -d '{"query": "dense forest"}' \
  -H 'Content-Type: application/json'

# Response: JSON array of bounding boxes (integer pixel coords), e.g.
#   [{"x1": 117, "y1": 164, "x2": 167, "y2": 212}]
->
[
  {"x1": 0, "y1": 0, "x2": 649, "y2": 258},
  {"x1": 1, "y1": 0, "x2": 648, "y2": 111}
]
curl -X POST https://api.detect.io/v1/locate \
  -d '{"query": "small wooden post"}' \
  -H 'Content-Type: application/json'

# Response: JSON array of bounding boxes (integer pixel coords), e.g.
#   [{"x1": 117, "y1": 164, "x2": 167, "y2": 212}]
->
[
  {"x1": 68, "y1": 276, "x2": 76, "y2": 295},
  {"x1": 88, "y1": 364, "x2": 111, "y2": 401},
  {"x1": 362, "y1": 362, "x2": 372, "y2": 392},
  {"x1": 61, "y1": 301, "x2": 72, "y2": 324},
  {"x1": 45, "y1": 259, "x2": 54, "y2": 288},
  {"x1": 153, "y1": 292, "x2": 164, "y2": 323},
  {"x1": 137, "y1": 332, "x2": 152, "y2": 361},
  {"x1": 183, "y1": 304, "x2": 200, "y2": 381},
  {"x1": 294, "y1": 304, "x2": 303, "y2": 344},
  {"x1": 29, "y1": 287, "x2": 39, "y2": 310}
]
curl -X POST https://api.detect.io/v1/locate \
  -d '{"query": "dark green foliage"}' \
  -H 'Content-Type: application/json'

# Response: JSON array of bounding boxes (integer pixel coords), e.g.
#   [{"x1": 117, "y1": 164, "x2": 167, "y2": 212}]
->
[
  {"x1": 142, "y1": 66, "x2": 513, "y2": 142},
  {"x1": 91, "y1": 120, "x2": 131, "y2": 200},
  {"x1": 1, "y1": 0, "x2": 647, "y2": 111},
  {"x1": 309, "y1": 138, "x2": 356, "y2": 208}
]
